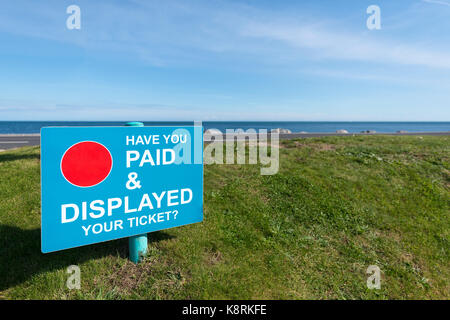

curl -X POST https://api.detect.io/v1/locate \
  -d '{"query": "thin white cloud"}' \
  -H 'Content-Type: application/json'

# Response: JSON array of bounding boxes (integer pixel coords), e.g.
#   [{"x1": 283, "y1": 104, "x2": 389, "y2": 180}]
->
[
  {"x1": 241, "y1": 22, "x2": 450, "y2": 69},
  {"x1": 0, "y1": 1, "x2": 449, "y2": 72},
  {"x1": 0, "y1": 99, "x2": 312, "y2": 121},
  {"x1": 423, "y1": 0, "x2": 450, "y2": 7},
  {"x1": 0, "y1": 0, "x2": 449, "y2": 71}
]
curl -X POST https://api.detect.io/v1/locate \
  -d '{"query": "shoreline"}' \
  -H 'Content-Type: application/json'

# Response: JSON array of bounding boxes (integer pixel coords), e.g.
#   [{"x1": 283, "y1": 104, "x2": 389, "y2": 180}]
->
[
  {"x1": 0, "y1": 131, "x2": 449, "y2": 137},
  {"x1": 0, "y1": 131, "x2": 450, "y2": 151},
  {"x1": 0, "y1": 131, "x2": 449, "y2": 151}
]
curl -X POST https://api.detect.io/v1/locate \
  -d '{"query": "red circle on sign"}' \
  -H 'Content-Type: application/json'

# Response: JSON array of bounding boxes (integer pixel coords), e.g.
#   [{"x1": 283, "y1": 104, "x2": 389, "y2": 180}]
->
[{"x1": 61, "y1": 141, "x2": 112, "y2": 187}]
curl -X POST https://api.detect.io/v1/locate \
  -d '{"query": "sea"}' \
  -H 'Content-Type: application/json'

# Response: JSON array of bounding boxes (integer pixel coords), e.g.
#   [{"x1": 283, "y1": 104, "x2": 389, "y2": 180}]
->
[{"x1": 0, "y1": 121, "x2": 449, "y2": 134}]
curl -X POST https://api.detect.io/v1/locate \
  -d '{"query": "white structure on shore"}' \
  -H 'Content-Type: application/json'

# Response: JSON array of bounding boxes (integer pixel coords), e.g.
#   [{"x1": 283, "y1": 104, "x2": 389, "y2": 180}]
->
[{"x1": 271, "y1": 128, "x2": 292, "y2": 134}]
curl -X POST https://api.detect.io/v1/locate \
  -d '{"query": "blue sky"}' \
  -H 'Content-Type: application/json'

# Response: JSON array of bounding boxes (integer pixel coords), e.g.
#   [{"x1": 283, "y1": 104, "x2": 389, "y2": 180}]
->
[{"x1": 0, "y1": 0, "x2": 449, "y2": 121}]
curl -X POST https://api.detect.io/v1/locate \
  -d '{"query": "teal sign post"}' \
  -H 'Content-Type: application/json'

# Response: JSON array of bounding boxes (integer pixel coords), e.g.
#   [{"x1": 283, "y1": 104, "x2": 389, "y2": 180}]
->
[
  {"x1": 40, "y1": 125, "x2": 203, "y2": 257},
  {"x1": 126, "y1": 122, "x2": 148, "y2": 263}
]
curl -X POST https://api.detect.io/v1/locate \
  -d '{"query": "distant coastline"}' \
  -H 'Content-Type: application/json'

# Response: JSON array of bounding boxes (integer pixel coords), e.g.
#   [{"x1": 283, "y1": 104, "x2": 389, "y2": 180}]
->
[
  {"x1": 0, "y1": 121, "x2": 449, "y2": 135},
  {"x1": 1, "y1": 127, "x2": 449, "y2": 151}
]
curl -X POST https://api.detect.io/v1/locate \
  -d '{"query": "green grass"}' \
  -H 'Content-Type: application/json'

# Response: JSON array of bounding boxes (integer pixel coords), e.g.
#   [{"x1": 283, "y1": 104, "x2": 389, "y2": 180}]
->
[{"x1": 0, "y1": 135, "x2": 449, "y2": 299}]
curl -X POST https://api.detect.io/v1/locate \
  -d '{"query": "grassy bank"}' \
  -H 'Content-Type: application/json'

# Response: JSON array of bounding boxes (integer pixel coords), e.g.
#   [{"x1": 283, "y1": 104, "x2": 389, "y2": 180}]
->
[{"x1": 0, "y1": 135, "x2": 448, "y2": 299}]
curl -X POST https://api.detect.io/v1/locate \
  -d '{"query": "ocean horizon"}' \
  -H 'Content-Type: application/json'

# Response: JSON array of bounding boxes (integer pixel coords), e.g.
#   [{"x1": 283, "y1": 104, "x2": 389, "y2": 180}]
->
[{"x1": 0, "y1": 121, "x2": 449, "y2": 134}]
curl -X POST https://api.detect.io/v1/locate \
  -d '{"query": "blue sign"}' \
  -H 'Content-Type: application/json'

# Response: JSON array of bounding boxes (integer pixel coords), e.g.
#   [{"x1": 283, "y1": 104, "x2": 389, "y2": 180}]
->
[{"x1": 41, "y1": 126, "x2": 203, "y2": 253}]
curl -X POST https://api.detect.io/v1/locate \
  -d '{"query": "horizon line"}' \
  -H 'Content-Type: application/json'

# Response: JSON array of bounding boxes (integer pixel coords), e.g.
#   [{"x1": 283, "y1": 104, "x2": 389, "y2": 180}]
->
[{"x1": 1, "y1": 120, "x2": 450, "y2": 123}]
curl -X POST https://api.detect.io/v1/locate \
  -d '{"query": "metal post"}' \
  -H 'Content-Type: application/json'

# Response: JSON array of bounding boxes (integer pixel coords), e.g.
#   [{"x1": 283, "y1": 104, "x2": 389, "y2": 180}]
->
[{"x1": 125, "y1": 121, "x2": 148, "y2": 263}]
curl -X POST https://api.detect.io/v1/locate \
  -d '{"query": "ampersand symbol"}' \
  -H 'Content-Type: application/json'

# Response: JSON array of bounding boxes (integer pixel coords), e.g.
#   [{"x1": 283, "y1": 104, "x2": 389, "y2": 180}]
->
[{"x1": 126, "y1": 172, "x2": 141, "y2": 190}]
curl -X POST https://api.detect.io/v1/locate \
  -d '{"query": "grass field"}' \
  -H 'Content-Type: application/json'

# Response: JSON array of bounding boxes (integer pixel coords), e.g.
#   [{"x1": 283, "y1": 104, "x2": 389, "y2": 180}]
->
[{"x1": 0, "y1": 135, "x2": 449, "y2": 299}]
